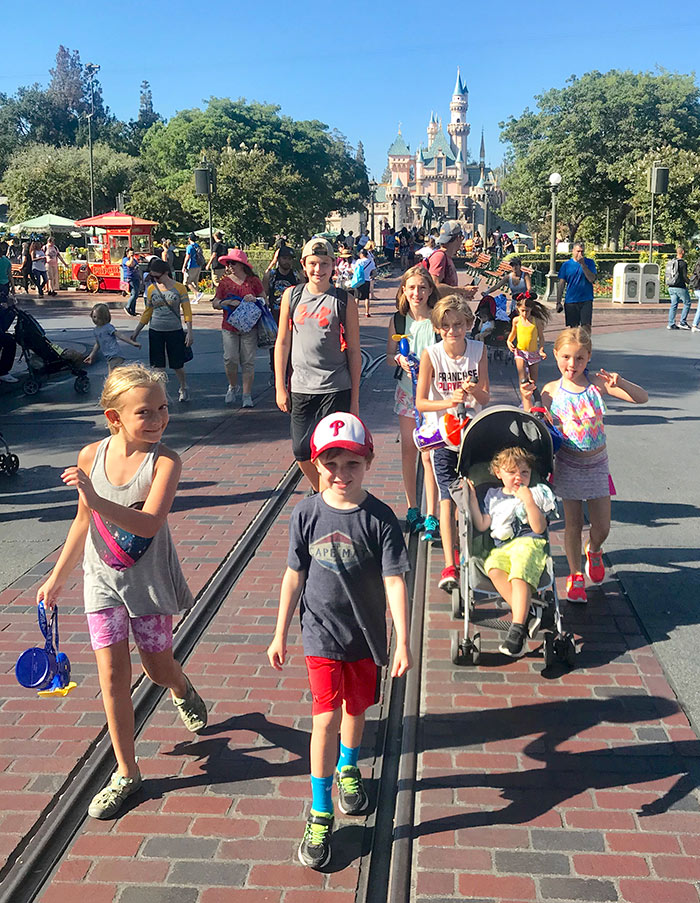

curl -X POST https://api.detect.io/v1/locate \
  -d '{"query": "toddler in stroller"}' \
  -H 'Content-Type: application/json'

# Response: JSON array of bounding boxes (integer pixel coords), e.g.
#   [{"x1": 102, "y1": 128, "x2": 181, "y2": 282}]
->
[
  {"x1": 470, "y1": 293, "x2": 514, "y2": 362},
  {"x1": 450, "y1": 406, "x2": 575, "y2": 668}
]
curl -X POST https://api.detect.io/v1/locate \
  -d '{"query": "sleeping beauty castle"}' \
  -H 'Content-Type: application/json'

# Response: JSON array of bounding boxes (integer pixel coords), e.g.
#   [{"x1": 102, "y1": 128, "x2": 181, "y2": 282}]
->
[{"x1": 375, "y1": 70, "x2": 504, "y2": 234}]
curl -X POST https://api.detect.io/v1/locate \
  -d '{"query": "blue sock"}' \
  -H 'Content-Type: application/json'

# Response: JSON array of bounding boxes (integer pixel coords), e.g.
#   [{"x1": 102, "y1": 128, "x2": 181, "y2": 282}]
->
[
  {"x1": 336, "y1": 742, "x2": 360, "y2": 772},
  {"x1": 310, "y1": 774, "x2": 334, "y2": 814}
]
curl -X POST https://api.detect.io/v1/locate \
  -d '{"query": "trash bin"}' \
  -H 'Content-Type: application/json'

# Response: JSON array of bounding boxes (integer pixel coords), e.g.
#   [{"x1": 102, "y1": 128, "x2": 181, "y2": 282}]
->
[
  {"x1": 640, "y1": 263, "x2": 660, "y2": 303},
  {"x1": 612, "y1": 262, "x2": 641, "y2": 303}
]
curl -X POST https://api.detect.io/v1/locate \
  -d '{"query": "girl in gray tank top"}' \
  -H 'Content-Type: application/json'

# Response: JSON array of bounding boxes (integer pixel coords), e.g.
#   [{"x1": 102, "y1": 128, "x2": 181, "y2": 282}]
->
[{"x1": 36, "y1": 364, "x2": 207, "y2": 820}]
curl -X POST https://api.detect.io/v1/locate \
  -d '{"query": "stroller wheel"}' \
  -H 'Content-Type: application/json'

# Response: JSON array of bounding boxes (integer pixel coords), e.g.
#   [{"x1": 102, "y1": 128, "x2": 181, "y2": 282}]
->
[
  {"x1": 471, "y1": 632, "x2": 481, "y2": 666},
  {"x1": 0, "y1": 454, "x2": 6, "y2": 473},
  {"x1": 6, "y1": 454, "x2": 19, "y2": 475},
  {"x1": 563, "y1": 632, "x2": 577, "y2": 666},
  {"x1": 451, "y1": 633, "x2": 468, "y2": 666},
  {"x1": 22, "y1": 377, "x2": 40, "y2": 396},
  {"x1": 543, "y1": 632, "x2": 555, "y2": 669},
  {"x1": 451, "y1": 587, "x2": 463, "y2": 619},
  {"x1": 74, "y1": 374, "x2": 90, "y2": 394}
]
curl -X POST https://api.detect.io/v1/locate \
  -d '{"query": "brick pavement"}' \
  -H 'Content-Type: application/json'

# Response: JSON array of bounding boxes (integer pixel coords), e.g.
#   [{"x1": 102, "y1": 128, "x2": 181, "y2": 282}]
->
[{"x1": 0, "y1": 274, "x2": 693, "y2": 902}]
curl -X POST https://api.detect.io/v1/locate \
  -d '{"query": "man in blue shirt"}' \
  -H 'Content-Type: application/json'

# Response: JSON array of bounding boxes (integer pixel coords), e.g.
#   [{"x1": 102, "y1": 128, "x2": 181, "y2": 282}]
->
[{"x1": 556, "y1": 241, "x2": 597, "y2": 329}]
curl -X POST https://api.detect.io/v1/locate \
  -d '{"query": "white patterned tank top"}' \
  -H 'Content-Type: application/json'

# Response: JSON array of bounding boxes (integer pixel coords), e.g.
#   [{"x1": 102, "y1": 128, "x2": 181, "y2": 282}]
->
[
  {"x1": 549, "y1": 380, "x2": 606, "y2": 452},
  {"x1": 83, "y1": 437, "x2": 194, "y2": 617}
]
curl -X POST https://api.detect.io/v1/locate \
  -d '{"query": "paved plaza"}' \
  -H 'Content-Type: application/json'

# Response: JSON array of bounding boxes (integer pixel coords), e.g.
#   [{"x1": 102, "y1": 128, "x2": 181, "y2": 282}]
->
[{"x1": 1, "y1": 280, "x2": 699, "y2": 902}]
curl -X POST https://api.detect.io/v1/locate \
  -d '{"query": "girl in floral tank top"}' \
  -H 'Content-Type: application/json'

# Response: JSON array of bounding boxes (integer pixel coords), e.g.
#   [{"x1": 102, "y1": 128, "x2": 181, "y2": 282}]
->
[{"x1": 538, "y1": 327, "x2": 648, "y2": 605}]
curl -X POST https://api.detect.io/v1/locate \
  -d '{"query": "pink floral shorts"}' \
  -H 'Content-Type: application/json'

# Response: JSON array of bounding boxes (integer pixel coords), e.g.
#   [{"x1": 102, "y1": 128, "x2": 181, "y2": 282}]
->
[
  {"x1": 394, "y1": 383, "x2": 415, "y2": 418},
  {"x1": 86, "y1": 606, "x2": 173, "y2": 653}
]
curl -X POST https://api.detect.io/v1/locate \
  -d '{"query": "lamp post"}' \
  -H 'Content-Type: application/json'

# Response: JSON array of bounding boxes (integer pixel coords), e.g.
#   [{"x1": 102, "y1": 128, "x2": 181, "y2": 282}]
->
[
  {"x1": 391, "y1": 197, "x2": 396, "y2": 231},
  {"x1": 369, "y1": 179, "x2": 377, "y2": 242},
  {"x1": 84, "y1": 62, "x2": 100, "y2": 217},
  {"x1": 194, "y1": 156, "x2": 216, "y2": 253},
  {"x1": 545, "y1": 172, "x2": 562, "y2": 301}
]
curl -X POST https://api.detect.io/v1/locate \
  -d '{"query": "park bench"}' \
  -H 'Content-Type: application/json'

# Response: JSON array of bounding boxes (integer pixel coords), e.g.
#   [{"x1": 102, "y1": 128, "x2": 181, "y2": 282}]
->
[{"x1": 464, "y1": 251, "x2": 492, "y2": 278}]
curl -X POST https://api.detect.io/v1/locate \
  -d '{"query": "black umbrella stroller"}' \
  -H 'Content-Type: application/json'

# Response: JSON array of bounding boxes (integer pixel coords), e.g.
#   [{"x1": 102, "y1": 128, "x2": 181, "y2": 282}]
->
[
  {"x1": 449, "y1": 405, "x2": 576, "y2": 669},
  {"x1": 12, "y1": 307, "x2": 90, "y2": 397}
]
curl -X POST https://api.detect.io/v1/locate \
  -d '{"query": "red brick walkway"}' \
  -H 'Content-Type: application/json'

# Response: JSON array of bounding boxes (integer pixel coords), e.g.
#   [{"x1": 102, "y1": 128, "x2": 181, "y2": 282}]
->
[{"x1": 0, "y1": 275, "x2": 694, "y2": 902}]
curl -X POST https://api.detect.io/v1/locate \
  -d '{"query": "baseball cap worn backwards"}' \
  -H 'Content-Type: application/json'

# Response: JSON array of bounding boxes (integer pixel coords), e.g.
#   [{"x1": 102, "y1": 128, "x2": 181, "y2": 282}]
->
[
  {"x1": 310, "y1": 413, "x2": 374, "y2": 461},
  {"x1": 437, "y1": 220, "x2": 463, "y2": 245},
  {"x1": 301, "y1": 237, "x2": 335, "y2": 260}
]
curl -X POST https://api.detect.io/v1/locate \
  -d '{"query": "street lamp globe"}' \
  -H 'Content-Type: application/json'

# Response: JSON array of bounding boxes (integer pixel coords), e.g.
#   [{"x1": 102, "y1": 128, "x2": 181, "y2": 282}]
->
[{"x1": 549, "y1": 172, "x2": 562, "y2": 189}]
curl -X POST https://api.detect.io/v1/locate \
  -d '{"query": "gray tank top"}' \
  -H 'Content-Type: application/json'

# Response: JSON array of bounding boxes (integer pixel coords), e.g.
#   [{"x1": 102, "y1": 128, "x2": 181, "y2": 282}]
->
[
  {"x1": 290, "y1": 285, "x2": 351, "y2": 394},
  {"x1": 83, "y1": 437, "x2": 194, "y2": 617}
]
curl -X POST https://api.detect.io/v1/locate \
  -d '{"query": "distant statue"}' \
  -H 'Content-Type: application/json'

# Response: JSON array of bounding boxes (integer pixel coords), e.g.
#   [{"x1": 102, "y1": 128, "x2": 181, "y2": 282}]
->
[{"x1": 420, "y1": 194, "x2": 436, "y2": 232}]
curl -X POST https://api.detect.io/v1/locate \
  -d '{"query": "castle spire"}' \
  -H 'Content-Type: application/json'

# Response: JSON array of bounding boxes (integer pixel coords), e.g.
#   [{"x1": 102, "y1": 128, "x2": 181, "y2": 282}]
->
[
  {"x1": 479, "y1": 128, "x2": 485, "y2": 164},
  {"x1": 453, "y1": 68, "x2": 467, "y2": 97}
]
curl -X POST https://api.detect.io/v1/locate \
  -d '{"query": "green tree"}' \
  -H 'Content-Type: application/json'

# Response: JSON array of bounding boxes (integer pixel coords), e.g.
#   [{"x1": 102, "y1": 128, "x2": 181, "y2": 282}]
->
[
  {"x1": 356, "y1": 140, "x2": 366, "y2": 168},
  {"x1": 1, "y1": 142, "x2": 139, "y2": 220},
  {"x1": 499, "y1": 70, "x2": 700, "y2": 245},
  {"x1": 134, "y1": 97, "x2": 367, "y2": 241}
]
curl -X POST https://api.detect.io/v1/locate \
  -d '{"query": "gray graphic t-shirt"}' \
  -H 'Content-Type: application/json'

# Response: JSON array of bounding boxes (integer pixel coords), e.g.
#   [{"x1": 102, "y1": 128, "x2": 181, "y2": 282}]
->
[{"x1": 287, "y1": 492, "x2": 409, "y2": 664}]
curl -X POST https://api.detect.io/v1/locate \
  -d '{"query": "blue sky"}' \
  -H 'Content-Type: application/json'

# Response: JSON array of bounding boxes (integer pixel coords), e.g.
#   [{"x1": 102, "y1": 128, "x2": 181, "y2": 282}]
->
[{"x1": 2, "y1": 0, "x2": 699, "y2": 182}]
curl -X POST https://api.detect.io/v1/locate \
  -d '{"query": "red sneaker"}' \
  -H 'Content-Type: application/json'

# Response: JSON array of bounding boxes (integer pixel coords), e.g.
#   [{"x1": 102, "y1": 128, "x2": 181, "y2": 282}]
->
[
  {"x1": 438, "y1": 565, "x2": 459, "y2": 593},
  {"x1": 585, "y1": 544, "x2": 605, "y2": 584},
  {"x1": 566, "y1": 573, "x2": 587, "y2": 604}
]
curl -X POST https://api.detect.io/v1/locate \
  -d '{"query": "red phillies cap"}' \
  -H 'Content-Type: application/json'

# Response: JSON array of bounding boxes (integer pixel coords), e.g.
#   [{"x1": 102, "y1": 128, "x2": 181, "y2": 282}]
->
[{"x1": 310, "y1": 413, "x2": 374, "y2": 461}]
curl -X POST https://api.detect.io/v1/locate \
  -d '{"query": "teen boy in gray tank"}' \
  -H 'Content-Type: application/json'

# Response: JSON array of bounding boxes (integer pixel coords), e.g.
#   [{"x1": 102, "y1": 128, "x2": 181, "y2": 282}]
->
[{"x1": 274, "y1": 237, "x2": 362, "y2": 491}]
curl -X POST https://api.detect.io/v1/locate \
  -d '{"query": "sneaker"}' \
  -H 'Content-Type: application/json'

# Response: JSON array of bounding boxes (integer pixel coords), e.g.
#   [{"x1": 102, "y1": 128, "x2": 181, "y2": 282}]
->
[
  {"x1": 225, "y1": 385, "x2": 239, "y2": 405},
  {"x1": 0, "y1": 373, "x2": 18, "y2": 383},
  {"x1": 566, "y1": 573, "x2": 587, "y2": 604},
  {"x1": 406, "y1": 507, "x2": 424, "y2": 534},
  {"x1": 499, "y1": 622, "x2": 527, "y2": 658},
  {"x1": 298, "y1": 811, "x2": 333, "y2": 869},
  {"x1": 421, "y1": 515, "x2": 440, "y2": 543},
  {"x1": 527, "y1": 603, "x2": 543, "y2": 639},
  {"x1": 585, "y1": 543, "x2": 605, "y2": 584},
  {"x1": 438, "y1": 565, "x2": 459, "y2": 593},
  {"x1": 692, "y1": 326, "x2": 700, "y2": 333},
  {"x1": 172, "y1": 676, "x2": 208, "y2": 732},
  {"x1": 241, "y1": 394, "x2": 254, "y2": 408},
  {"x1": 336, "y1": 765, "x2": 368, "y2": 815},
  {"x1": 88, "y1": 768, "x2": 142, "y2": 819},
  {"x1": 123, "y1": 306, "x2": 136, "y2": 317},
  {"x1": 193, "y1": 291, "x2": 203, "y2": 303},
  {"x1": 667, "y1": 323, "x2": 679, "y2": 330},
  {"x1": 178, "y1": 387, "x2": 190, "y2": 403}
]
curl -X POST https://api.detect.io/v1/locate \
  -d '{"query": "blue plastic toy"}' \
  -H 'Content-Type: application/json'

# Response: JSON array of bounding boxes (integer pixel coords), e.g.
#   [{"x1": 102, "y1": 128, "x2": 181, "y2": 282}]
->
[
  {"x1": 15, "y1": 603, "x2": 77, "y2": 697},
  {"x1": 393, "y1": 334, "x2": 422, "y2": 427}
]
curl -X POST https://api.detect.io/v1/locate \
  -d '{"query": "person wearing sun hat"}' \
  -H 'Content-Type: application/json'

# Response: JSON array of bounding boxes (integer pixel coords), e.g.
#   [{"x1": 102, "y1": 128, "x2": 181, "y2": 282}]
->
[
  {"x1": 267, "y1": 411, "x2": 411, "y2": 871},
  {"x1": 211, "y1": 248, "x2": 264, "y2": 407},
  {"x1": 273, "y1": 238, "x2": 362, "y2": 491}
]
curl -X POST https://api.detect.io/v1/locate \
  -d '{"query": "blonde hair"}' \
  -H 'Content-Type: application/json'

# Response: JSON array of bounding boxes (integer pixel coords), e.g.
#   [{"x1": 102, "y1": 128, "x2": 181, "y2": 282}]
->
[
  {"x1": 490, "y1": 446, "x2": 536, "y2": 474},
  {"x1": 100, "y1": 364, "x2": 169, "y2": 434},
  {"x1": 553, "y1": 326, "x2": 593, "y2": 354},
  {"x1": 395, "y1": 265, "x2": 439, "y2": 315},
  {"x1": 431, "y1": 294, "x2": 474, "y2": 330},
  {"x1": 91, "y1": 303, "x2": 111, "y2": 326}
]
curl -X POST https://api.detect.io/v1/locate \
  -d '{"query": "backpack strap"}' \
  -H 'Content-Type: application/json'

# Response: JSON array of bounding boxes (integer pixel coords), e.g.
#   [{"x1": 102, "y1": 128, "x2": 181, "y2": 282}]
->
[{"x1": 288, "y1": 283, "x2": 306, "y2": 331}]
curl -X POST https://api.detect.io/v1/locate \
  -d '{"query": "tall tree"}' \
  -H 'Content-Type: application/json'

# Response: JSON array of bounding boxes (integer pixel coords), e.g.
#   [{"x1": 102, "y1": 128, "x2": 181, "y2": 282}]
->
[
  {"x1": 499, "y1": 69, "x2": 700, "y2": 243},
  {"x1": 48, "y1": 46, "x2": 85, "y2": 112},
  {"x1": 356, "y1": 140, "x2": 366, "y2": 168}
]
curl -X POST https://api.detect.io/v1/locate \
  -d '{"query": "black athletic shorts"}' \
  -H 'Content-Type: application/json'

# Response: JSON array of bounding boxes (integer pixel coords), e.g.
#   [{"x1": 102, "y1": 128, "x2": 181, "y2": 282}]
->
[
  {"x1": 149, "y1": 328, "x2": 187, "y2": 370},
  {"x1": 564, "y1": 300, "x2": 593, "y2": 329},
  {"x1": 290, "y1": 389, "x2": 352, "y2": 461},
  {"x1": 355, "y1": 282, "x2": 370, "y2": 301}
]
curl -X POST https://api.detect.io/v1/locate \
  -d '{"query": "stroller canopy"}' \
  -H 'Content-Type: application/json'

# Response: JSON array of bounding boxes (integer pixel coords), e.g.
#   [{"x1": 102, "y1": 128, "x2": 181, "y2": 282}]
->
[{"x1": 457, "y1": 406, "x2": 554, "y2": 479}]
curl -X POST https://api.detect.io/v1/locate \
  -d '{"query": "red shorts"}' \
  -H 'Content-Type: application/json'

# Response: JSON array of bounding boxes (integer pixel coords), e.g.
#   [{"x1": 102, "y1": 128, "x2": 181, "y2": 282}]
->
[{"x1": 305, "y1": 656, "x2": 381, "y2": 716}]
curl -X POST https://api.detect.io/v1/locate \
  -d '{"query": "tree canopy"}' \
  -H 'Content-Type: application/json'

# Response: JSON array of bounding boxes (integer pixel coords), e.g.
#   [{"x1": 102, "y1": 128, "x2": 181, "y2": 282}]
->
[
  {"x1": 0, "y1": 50, "x2": 367, "y2": 241},
  {"x1": 499, "y1": 69, "x2": 700, "y2": 245}
]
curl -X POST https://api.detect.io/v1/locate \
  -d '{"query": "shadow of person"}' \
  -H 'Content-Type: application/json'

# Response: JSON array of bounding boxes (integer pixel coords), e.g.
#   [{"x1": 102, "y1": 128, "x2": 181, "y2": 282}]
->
[{"x1": 411, "y1": 695, "x2": 698, "y2": 839}]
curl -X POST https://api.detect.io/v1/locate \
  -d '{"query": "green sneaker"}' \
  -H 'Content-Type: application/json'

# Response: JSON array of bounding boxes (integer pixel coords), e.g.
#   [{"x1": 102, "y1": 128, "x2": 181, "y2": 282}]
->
[
  {"x1": 88, "y1": 768, "x2": 142, "y2": 819},
  {"x1": 172, "y1": 676, "x2": 208, "y2": 732},
  {"x1": 298, "y1": 810, "x2": 333, "y2": 869},
  {"x1": 420, "y1": 515, "x2": 440, "y2": 543},
  {"x1": 336, "y1": 765, "x2": 368, "y2": 815}
]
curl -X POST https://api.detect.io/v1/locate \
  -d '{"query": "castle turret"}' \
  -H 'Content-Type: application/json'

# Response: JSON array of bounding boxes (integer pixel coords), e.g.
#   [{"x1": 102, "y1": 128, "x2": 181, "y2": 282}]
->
[
  {"x1": 447, "y1": 68, "x2": 470, "y2": 170},
  {"x1": 427, "y1": 112, "x2": 438, "y2": 144}
]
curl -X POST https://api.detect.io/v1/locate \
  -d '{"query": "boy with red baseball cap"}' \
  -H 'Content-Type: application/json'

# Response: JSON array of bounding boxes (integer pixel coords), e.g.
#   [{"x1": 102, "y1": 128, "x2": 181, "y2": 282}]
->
[{"x1": 267, "y1": 412, "x2": 412, "y2": 869}]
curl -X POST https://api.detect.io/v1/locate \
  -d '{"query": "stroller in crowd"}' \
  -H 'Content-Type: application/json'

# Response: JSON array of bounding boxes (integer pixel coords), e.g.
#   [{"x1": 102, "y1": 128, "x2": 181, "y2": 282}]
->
[
  {"x1": 449, "y1": 405, "x2": 576, "y2": 669},
  {"x1": 11, "y1": 307, "x2": 89, "y2": 397},
  {"x1": 470, "y1": 293, "x2": 514, "y2": 363}
]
